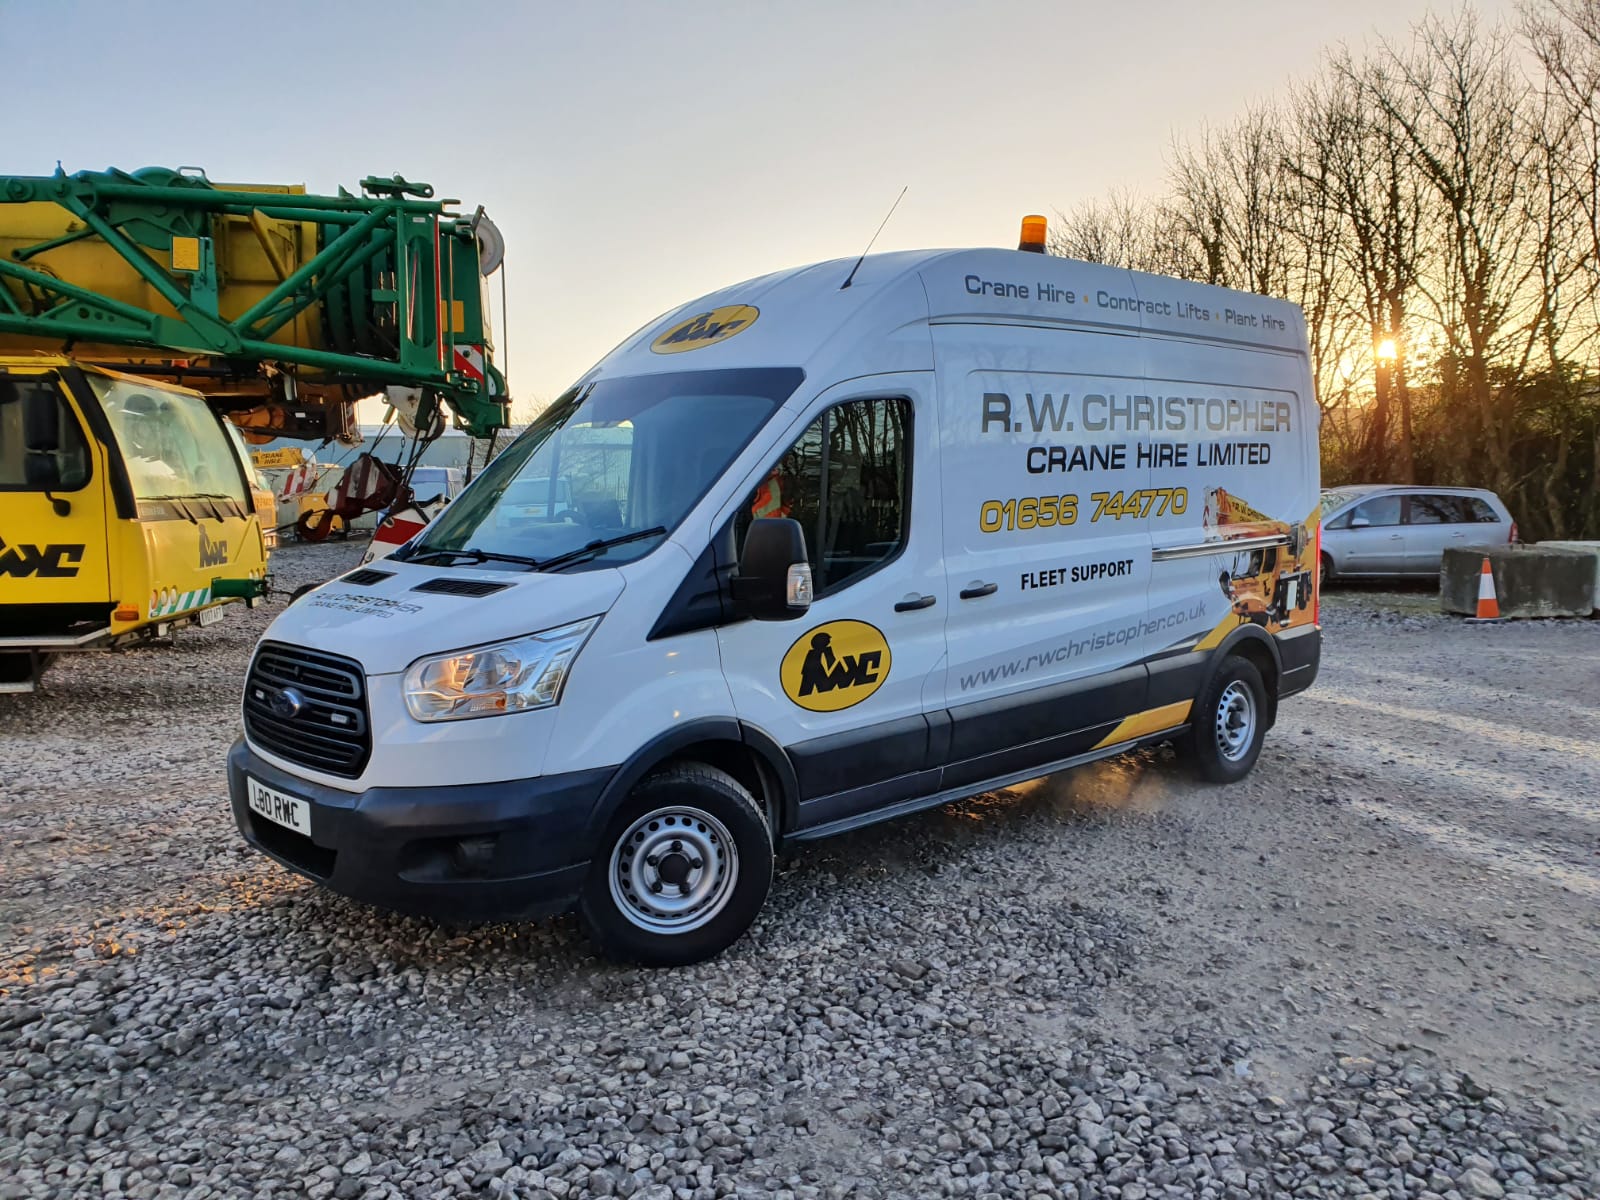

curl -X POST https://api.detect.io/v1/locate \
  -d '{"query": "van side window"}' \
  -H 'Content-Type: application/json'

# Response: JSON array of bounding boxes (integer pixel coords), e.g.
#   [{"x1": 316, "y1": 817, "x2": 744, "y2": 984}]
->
[
  {"x1": 738, "y1": 397, "x2": 910, "y2": 595},
  {"x1": 0, "y1": 379, "x2": 91, "y2": 492}
]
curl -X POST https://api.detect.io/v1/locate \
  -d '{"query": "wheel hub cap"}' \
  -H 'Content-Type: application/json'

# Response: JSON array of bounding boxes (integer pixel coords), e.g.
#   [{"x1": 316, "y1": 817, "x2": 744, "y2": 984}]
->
[
  {"x1": 609, "y1": 806, "x2": 739, "y2": 934},
  {"x1": 657, "y1": 852, "x2": 691, "y2": 886},
  {"x1": 1214, "y1": 681, "x2": 1256, "y2": 762}
]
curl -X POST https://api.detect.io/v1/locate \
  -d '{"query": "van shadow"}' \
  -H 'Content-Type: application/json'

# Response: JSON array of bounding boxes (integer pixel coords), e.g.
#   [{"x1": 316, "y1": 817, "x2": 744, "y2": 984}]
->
[
  {"x1": 789, "y1": 744, "x2": 1185, "y2": 885},
  {"x1": 272, "y1": 743, "x2": 1189, "y2": 989},
  {"x1": 143, "y1": 747, "x2": 1195, "y2": 1106}
]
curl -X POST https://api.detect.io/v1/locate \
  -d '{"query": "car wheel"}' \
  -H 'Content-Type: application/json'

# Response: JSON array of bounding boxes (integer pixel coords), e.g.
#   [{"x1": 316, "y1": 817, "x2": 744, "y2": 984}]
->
[
  {"x1": 579, "y1": 764, "x2": 773, "y2": 967},
  {"x1": 1185, "y1": 656, "x2": 1268, "y2": 784},
  {"x1": 1319, "y1": 554, "x2": 1335, "y2": 590}
]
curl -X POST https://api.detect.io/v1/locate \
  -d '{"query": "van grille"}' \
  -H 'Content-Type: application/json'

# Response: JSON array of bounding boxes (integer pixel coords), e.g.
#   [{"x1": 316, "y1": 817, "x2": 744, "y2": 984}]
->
[{"x1": 243, "y1": 642, "x2": 370, "y2": 778}]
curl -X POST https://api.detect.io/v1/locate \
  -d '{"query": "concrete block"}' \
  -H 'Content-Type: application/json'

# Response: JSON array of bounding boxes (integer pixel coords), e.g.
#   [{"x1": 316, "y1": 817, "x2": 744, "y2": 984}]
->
[
  {"x1": 1538, "y1": 541, "x2": 1600, "y2": 613},
  {"x1": 1440, "y1": 544, "x2": 1596, "y2": 618}
]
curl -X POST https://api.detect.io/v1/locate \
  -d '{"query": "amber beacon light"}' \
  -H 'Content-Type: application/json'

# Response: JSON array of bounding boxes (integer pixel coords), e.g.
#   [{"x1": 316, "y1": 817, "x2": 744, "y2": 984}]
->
[{"x1": 1018, "y1": 214, "x2": 1048, "y2": 253}]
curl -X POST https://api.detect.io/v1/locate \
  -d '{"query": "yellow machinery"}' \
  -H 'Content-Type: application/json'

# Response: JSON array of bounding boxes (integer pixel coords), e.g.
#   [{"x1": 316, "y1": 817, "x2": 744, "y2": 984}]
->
[
  {"x1": 1, "y1": 357, "x2": 268, "y2": 691},
  {"x1": 0, "y1": 166, "x2": 510, "y2": 691},
  {"x1": 0, "y1": 167, "x2": 509, "y2": 442}
]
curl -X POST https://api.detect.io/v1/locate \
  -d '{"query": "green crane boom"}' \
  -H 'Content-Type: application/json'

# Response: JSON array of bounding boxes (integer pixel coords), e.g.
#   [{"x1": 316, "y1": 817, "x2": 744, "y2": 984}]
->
[{"x1": 0, "y1": 166, "x2": 510, "y2": 438}]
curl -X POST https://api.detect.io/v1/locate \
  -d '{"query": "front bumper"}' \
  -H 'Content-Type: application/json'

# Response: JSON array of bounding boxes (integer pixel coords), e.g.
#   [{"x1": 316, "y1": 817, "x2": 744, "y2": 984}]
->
[{"x1": 227, "y1": 738, "x2": 614, "y2": 922}]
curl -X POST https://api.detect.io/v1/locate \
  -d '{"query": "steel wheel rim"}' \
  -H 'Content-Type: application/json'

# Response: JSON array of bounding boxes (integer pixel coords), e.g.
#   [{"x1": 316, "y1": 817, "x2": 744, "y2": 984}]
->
[
  {"x1": 609, "y1": 806, "x2": 739, "y2": 934},
  {"x1": 1214, "y1": 680, "x2": 1256, "y2": 762}
]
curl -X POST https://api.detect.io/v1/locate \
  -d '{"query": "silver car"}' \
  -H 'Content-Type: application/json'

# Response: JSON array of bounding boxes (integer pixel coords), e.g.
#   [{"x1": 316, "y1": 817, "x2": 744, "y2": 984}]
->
[{"x1": 1319, "y1": 485, "x2": 1516, "y2": 584}]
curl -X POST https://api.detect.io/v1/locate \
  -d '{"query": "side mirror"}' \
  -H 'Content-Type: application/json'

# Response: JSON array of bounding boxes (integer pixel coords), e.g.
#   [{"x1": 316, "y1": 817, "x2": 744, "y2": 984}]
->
[
  {"x1": 1349, "y1": 516, "x2": 1371, "y2": 529},
  {"x1": 730, "y1": 518, "x2": 812, "y2": 621}
]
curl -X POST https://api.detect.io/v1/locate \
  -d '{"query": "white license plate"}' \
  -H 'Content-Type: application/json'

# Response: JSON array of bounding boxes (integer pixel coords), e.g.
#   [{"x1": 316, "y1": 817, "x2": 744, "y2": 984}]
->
[
  {"x1": 198, "y1": 606, "x2": 225, "y2": 627},
  {"x1": 247, "y1": 776, "x2": 312, "y2": 835}
]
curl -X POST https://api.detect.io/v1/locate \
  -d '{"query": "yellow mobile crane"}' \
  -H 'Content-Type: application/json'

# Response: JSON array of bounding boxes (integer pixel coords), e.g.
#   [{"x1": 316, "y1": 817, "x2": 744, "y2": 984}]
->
[{"x1": 0, "y1": 166, "x2": 510, "y2": 692}]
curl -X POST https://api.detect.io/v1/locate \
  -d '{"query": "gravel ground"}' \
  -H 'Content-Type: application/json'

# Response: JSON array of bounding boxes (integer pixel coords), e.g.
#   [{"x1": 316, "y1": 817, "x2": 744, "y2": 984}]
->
[{"x1": 2, "y1": 541, "x2": 1597, "y2": 1200}]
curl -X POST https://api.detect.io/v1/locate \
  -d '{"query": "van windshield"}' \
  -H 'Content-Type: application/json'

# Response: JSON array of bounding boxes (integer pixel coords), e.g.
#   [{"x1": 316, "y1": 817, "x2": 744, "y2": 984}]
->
[{"x1": 408, "y1": 367, "x2": 804, "y2": 569}]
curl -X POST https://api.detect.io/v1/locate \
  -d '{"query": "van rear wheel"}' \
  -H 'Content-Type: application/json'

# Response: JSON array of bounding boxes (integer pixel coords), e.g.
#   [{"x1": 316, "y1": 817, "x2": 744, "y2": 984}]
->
[
  {"x1": 1185, "y1": 656, "x2": 1268, "y2": 784},
  {"x1": 579, "y1": 764, "x2": 773, "y2": 967}
]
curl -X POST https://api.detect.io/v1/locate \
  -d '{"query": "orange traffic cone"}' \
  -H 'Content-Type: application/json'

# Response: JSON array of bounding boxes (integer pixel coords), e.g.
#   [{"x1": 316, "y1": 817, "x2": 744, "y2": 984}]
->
[{"x1": 1467, "y1": 556, "x2": 1502, "y2": 622}]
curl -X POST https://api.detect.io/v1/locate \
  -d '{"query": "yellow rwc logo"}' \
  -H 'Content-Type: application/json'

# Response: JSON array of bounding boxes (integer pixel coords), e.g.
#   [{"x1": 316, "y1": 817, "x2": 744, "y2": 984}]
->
[
  {"x1": 780, "y1": 620, "x2": 891, "y2": 712},
  {"x1": 650, "y1": 304, "x2": 759, "y2": 355}
]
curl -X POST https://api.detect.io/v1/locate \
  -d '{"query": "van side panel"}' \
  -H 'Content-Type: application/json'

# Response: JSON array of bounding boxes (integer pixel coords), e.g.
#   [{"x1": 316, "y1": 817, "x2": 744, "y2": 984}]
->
[{"x1": 932, "y1": 325, "x2": 1191, "y2": 776}]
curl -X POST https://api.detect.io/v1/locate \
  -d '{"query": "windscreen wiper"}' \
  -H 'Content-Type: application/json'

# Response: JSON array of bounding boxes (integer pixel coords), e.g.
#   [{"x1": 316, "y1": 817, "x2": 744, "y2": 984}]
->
[
  {"x1": 535, "y1": 527, "x2": 669, "y2": 573},
  {"x1": 402, "y1": 546, "x2": 542, "y2": 569}
]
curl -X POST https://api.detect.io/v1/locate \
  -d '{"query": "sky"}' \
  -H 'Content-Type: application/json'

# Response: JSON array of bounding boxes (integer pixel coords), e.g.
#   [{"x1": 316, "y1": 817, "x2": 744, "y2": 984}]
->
[{"x1": 4, "y1": 0, "x2": 1520, "y2": 421}]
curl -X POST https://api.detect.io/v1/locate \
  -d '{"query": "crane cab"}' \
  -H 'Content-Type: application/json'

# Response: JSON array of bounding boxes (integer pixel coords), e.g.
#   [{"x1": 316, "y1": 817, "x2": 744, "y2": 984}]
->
[{"x1": 0, "y1": 357, "x2": 268, "y2": 691}]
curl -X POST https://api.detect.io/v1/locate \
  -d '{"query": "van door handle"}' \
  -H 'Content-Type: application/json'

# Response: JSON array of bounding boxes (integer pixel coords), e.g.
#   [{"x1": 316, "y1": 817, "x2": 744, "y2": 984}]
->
[
  {"x1": 894, "y1": 593, "x2": 937, "y2": 612},
  {"x1": 959, "y1": 581, "x2": 998, "y2": 599}
]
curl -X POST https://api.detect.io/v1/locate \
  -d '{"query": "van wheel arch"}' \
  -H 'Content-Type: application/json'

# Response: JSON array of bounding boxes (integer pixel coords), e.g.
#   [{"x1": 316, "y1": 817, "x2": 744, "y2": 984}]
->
[
  {"x1": 586, "y1": 719, "x2": 798, "y2": 849},
  {"x1": 1204, "y1": 628, "x2": 1281, "y2": 731}
]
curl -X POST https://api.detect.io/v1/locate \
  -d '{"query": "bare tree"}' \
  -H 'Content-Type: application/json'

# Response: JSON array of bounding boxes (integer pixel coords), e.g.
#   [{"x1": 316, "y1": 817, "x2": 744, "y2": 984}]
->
[
  {"x1": 1363, "y1": 13, "x2": 1549, "y2": 495},
  {"x1": 1168, "y1": 106, "x2": 1295, "y2": 296},
  {"x1": 1042, "y1": 3, "x2": 1600, "y2": 536},
  {"x1": 1050, "y1": 191, "x2": 1201, "y2": 278},
  {"x1": 1294, "y1": 56, "x2": 1432, "y2": 481},
  {"x1": 1523, "y1": 1, "x2": 1600, "y2": 276}
]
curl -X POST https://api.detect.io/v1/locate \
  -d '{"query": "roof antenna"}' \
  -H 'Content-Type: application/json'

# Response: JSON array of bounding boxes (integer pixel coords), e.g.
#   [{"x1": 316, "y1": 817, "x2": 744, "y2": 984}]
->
[{"x1": 840, "y1": 186, "x2": 908, "y2": 290}]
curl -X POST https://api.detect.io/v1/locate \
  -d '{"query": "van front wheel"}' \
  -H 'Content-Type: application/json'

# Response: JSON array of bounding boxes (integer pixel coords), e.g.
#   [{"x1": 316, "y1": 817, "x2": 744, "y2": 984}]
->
[
  {"x1": 579, "y1": 764, "x2": 773, "y2": 967},
  {"x1": 1185, "y1": 657, "x2": 1268, "y2": 784}
]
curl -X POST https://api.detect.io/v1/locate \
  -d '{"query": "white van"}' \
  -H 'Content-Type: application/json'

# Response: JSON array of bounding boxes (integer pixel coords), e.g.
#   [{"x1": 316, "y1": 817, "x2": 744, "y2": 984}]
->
[{"x1": 229, "y1": 234, "x2": 1322, "y2": 965}]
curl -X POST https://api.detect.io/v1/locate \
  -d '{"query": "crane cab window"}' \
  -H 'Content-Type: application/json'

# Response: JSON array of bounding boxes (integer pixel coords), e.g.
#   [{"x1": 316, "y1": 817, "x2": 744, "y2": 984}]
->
[
  {"x1": 0, "y1": 377, "x2": 91, "y2": 492},
  {"x1": 86, "y1": 375, "x2": 247, "y2": 507}
]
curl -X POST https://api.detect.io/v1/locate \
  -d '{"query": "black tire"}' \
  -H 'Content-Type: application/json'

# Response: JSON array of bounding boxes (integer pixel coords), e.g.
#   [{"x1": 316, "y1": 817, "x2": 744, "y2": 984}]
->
[
  {"x1": 1319, "y1": 554, "x2": 1335, "y2": 590},
  {"x1": 1184, "y1": 656, "x2": 1269, "y2": 784},
  {"x1": 579, "y1": 763, "x2": 773, "y2": 967}
]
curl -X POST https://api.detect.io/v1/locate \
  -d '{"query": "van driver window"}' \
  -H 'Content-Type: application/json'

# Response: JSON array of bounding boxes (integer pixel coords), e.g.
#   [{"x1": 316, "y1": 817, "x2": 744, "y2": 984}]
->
[{"x1": 738, "y1": 397, "x2": 910, "y2": 595}]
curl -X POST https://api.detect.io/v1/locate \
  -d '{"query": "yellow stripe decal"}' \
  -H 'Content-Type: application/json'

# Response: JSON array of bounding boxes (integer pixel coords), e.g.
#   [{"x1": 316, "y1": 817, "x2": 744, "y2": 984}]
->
[{"x1": 1091, "y1": 700, "x2": 1193, "y2": 751}]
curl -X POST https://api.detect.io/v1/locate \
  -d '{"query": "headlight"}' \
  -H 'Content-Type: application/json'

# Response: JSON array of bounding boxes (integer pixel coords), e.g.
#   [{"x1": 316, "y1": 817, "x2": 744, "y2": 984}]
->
[{"x1": 402, "y1": 617, "x2": 599, "y2": 722}]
